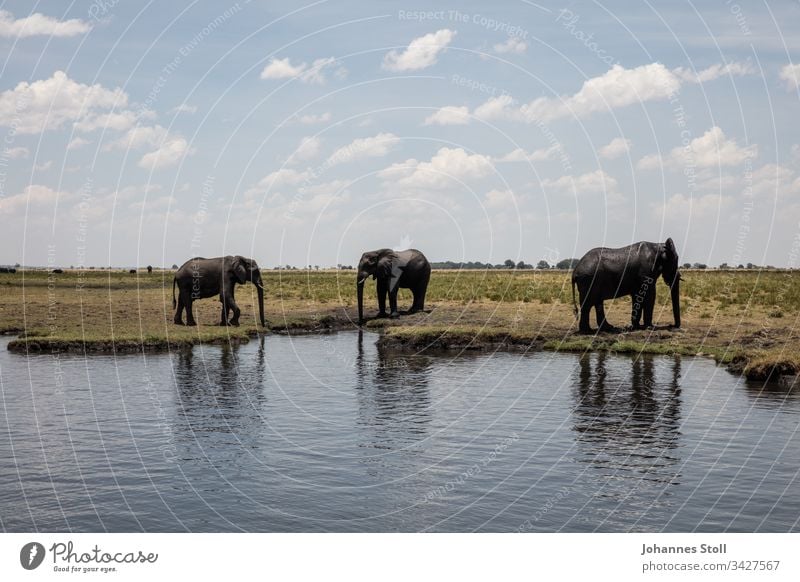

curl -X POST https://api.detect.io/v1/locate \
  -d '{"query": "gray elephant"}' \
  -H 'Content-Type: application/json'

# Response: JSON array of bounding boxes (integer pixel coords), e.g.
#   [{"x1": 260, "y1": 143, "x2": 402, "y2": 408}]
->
[
  {"x1": 572, "y1": 238, "x2": 681, "y2": 333},
  {"x1": 173, "y1": 255, "x2": 265, "y2": 327},
  {"x1": 357, "y1": 248, "x2": 431, "y2": 323}
]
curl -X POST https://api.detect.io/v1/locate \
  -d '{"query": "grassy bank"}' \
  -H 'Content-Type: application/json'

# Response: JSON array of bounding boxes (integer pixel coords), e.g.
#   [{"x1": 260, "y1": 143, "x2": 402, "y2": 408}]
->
[{"x1": 1, "y1": 268, "x2": 798, "y2": 380}]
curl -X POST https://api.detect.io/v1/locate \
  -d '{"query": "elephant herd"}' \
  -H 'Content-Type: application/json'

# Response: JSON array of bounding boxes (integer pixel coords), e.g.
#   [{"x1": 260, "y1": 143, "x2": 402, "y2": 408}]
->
[{"x1": 172, "y1": 238, "x2": 682, "y2": 334}]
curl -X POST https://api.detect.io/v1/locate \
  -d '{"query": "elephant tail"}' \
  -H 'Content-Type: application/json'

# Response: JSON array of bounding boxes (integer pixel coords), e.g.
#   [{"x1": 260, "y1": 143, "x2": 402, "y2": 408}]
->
[{"x1": 172, "y1": 276, "x2": 177, "y2": 310}]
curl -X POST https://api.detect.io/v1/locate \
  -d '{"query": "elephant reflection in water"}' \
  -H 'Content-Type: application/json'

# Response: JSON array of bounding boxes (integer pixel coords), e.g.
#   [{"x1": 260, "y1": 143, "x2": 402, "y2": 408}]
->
[
  {"x1": 572, "y1": 353, "x2": 682, "y2": 494},
  {"x1": 172, "y1": 337, "x2": 267, "y2": 451},
  {"x1": 354, "y1": 331, "x2": 433, "y2": 459}
]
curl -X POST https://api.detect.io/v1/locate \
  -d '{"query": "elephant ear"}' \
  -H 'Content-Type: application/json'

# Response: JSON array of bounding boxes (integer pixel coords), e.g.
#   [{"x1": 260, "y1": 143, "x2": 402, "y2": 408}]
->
[
  {"x1": 377, "y1": 253, "x2": 394, "y2": 280},
  {"x1": 665, "y1": 238, "x2": 677, "y2": 260},
  {"x1": 231, "y1": 256, "x2": 248, "y2": 284}
]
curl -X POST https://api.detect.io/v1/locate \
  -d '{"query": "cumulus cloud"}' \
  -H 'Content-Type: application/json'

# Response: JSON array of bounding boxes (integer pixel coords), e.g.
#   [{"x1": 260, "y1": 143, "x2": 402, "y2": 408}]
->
[
  {"x1": 327, "y1": 132, "x2": 400, "y2": 165},
  {"x1": 169, "y1": 104, "x2": 197, "y2": 114},
  {"x1": 673, "y1": 60, "x2": 755, "y2": 83},
  {"x1": 138, "y1": 137, "x2": 192, "y2": 170},
  {"x1": 638, "y1": 126, "x2": 757, "y2": 170},
  {"x1": 3, "y1": 146, "x2": 29, "y2": 159},
  {"x1": 424, "y1": 105, "x2": 469, "y2": 126},
  {"x1": 748, "y1": 164, "x2": 800, "y2": 198},
  {"x1": 598, "y1": 137, "x2": 631, "y2": 160},
  {"x1": 438, "y1": 61, "x2": 745, "y2": 126},
  {"x1": 0, "y1": 184, "x2": 64, "y2": 215},
  {"x1": 0, "y1": 71, "x2": 129, "y2": 134},
  {"x1": 297, "y1": 112, "x2": 331, "y2": 125},
  {"x1": 392, "y1": 147, "x2": 494, "y2": 190},
  {"x1": 67, "y1": 137, "x2": 89, "y2": 150},
  {"x1": 382, "y1": 29, "x2": 456, "y2": 72},
  {"x1": 543, "y1": 169, "x2": 620, "y2": 197},
  {"x1": 101, "y1": 123, "x2": 191, "y2": 170},
  {"x1": 288, "y1": 136, "x2": 322, "y2": 164},
  {"x1": 260, "y1": 56, "x2": 344, "y2": 84},
  {"x1": 0, "y1": 10, "x2": 91, "y2": 38},
  {"x1": 496, "y1": 145, "x2": 561, "y2": 162},
  {"x1": 654, "y1": 193, "x2": 731, "y2": 221},
  {"x1": 493, "y1": 37, "x2": 527, "y2": 55},
  {"x1": 484, "y1": 188, "x2": 516, "y2": 208},
  {"x1": 779, "y1": 63, "x2": 800, "y2": 91}
]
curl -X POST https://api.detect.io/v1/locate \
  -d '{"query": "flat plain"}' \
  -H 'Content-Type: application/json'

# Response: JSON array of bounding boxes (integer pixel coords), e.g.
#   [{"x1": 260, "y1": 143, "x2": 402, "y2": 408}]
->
[{"x1": 1, "y1": 268, "x2": 798, "y2": 379}]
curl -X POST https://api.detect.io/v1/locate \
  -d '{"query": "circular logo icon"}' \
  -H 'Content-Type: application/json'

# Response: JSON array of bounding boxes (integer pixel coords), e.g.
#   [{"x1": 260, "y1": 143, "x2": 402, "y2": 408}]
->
[{"x1": 20, "y1": 542, "x2": 45, "y2": 570}]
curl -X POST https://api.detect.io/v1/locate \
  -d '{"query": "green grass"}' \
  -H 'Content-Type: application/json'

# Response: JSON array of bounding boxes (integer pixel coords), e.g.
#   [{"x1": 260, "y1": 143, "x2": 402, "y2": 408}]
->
[{"x1": 2, "y1": 268, "x2": 800, "y2": 380}]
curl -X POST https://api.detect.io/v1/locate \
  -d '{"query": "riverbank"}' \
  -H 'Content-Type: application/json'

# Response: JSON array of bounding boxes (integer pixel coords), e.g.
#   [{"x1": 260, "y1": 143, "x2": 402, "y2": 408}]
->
[{"x1": 1, "y1": 269, "x2": 798, "y2": 380}]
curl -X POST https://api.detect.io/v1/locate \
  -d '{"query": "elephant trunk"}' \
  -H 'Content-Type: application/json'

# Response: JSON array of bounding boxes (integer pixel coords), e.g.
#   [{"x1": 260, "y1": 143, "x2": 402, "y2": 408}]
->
[
  {"x1": 670, "y1": 273, "x2": 681, "y2": 328},
  {"x1": 357, "y1": 277, "x2": 366, "y2": 323},
  {"x1": 254, "y1": 273, "x2": 266, "y2": 327}
]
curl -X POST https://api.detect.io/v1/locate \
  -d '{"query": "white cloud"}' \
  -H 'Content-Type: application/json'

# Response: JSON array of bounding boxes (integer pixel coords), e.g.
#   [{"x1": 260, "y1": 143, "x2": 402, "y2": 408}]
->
[
  {"x1": 0, "y1": 71, "x2": 129, "y2": 134},
  {"x1": 327, "y1": 132, "x2": 400, "y2": 165},
  {"x1": 749, "y1": 164, "x2": 800, "y2": 198},
  {"x1": 260, "y1": 56, "x2": 344, "y2": 84},
  {"x1": 474, "y1": 94, "x2": 519, "y2": 121},
  {"x1": 3, "y1": 146, "x2": 29, "y2": 159},
  {"x1": 460, "y1": 63, "x2": 695, "y2": 125},
  {"x1": 598, "y1": 137, "x2": 631, "y2": 160},
  {"x1": 655, "y1": 192, "x2": 731, "y2": 221},
  {"x1": 779, "y1": 63, "x2": 800, "y2": 91},
  {"x1": 288, "y1": 136, "x2": 322, "y2": 164},
  {"x1": 674, "y1": 60, "x2": 755, "y2": 83},
  {"x1": 382, "y1": 29, "x2": 456, "y2": 72},
  {"x1": 0, "y1": 10, "x2": 91, "y2": 38},
  {"x1": 73, "y1": 109, "x2": 147, "y2": 133},
  {"x1": 138, "y1": 137, "x2": 192, "y2": 170},
  {"x1": 493, "y1": 37, "x2": 527, "y2": 55},
  {"x1": 496, "y1": 145, "x2": 560, "y2": 162},
  {"x1": 297, "y1": 112, "x2": 331, "y2": 124},
  {"x1": 105, "y1": 125, "x2": 168, "y2": 151},
  {"x1": 376, "y1": 158, "x2": 419, "y2": 181},
  {"x1": 244, "y1": 168, "x2": 311, "y2": 201},
  {"x1": 543, "y1": 169, "x2": 620, "y2": 197},
  {"x1": 169, "y1": 104, "x2": 197, "y2": 114},
  {"x1": 395, "y1": 147, "x2": 493, "y2": 190},
  {"x1": 34, "y1": 160, "x2": 52, "y2": 171},
  {"x1": 638, "y1": 126, "x2": 757, "y2": 170},
  {"x1": 484, "y1": 188, "x2": 516, "y2": 208},
  {"x1": 67, "y1": 137, "x2": 89, "y2": 150},
  {"x1": 424, "y1": 105, "x2": 469, "y2": 126},
  {"x1": 0, "y1": 184, "x2": 63, "y2": 215}
]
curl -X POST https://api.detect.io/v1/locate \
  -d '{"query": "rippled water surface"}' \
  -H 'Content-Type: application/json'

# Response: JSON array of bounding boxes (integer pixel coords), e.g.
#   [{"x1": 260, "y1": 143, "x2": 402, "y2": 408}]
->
[{"x1": 1, "y1": 332, "x2": 798, "y2": 532}]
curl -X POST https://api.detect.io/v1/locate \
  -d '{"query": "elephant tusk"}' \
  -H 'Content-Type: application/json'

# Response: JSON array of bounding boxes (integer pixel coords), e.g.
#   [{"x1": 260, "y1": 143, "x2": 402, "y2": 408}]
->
[{"x1": 357, "y1": 277, "x2": 367, "y2": 285}]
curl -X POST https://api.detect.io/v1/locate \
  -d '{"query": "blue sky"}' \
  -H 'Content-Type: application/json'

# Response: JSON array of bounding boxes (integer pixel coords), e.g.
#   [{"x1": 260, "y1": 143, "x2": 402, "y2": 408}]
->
[{"x1": 1, "y1": 0, "x2": 799, "y2": 267}]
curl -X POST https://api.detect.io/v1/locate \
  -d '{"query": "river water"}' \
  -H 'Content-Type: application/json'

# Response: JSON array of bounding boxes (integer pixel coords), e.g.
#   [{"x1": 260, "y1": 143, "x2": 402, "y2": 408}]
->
[{"x1": 0, "y1": 332, "x2": 798, "y2": 532}]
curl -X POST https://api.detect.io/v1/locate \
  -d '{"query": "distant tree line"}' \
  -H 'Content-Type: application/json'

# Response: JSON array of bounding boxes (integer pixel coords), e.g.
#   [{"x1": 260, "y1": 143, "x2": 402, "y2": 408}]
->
[{"x1": 429, "y1": 258, "x2": 581, "y2": 270}]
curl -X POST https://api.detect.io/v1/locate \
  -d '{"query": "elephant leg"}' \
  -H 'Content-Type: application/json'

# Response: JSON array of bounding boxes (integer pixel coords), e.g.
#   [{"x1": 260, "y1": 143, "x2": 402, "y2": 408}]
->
[
  {"x1": 578, "y1": 291, "x2": 592, "y2": 333},
  {"x1": 643, "y1": 289, "x2": 656, "y2": 328},
  {"x1": 389, "y1": 289, "x2": 399, "y2": 318},
  {"x1": 219, "y1": 299, "x2": 229, "y2": 326},
  {"x1": 185, "y1": 297, "x2": 197, "y2": 326},
  {"x1": 228, "y1": 295, "x2": 241, "y2": 326},
  {"x1": 596, "y1": 301, "x2": 618, "y2": 332},
  {"x1": 174, "y1": 290, "x2": 186, "y2": 325},
  {"x1": 411, "y1": 276, "x2": 430, "y2": 312},
  {"x1": 377, "y1": 281, "x2": 388, "y2": 317},
  {"x1": 631, "y1": 295, "x2": 644, "y2": 329}
]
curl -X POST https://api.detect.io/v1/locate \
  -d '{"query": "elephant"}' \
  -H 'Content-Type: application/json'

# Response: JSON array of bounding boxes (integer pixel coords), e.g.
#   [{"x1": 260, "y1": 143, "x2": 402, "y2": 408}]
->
[
  {"x1": 173, "y1": 255, "x2": 266, "y2": 327},
  {"x1": 357, "y1": 248, "x2": 431, "y2": 323},
  {"x1": 572, "y1": 238, "x2": 681, "y2": 333}
]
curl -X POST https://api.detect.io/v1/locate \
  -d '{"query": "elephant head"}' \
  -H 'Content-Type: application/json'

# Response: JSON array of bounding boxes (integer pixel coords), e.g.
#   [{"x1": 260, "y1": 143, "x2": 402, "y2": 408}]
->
[
  {"x1": 232, "y1": 256, "x2": 266, "y2": 327},
  {"x1": 657, "y1": 238, "x2": 681, "y2": 328},
  {"x1": 357, "y1": 249, "x2": 393, "y2": 323}
]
